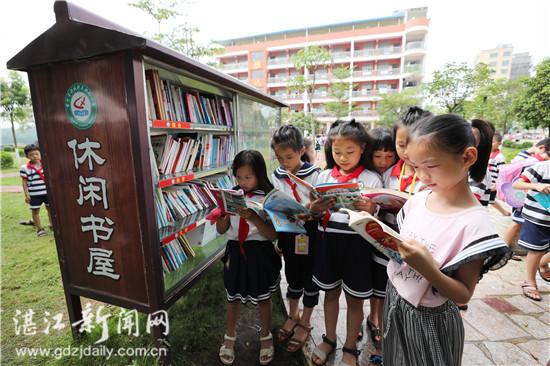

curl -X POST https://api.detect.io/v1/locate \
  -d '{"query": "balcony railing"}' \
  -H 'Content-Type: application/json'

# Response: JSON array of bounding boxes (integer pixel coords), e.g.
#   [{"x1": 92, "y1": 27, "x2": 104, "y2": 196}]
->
[
  {"x1": 351, "y1": 110, "x2": 378, "y2": 117},
  {"x1": 352, "y1": 69, "x2": 400, "y2": 78},
  {"x1": 268, "y1": 58, "x2": 291, "y2": 65},
  {"x1": 351, "y1": 89, "x2": 398, "y2": 97},
  {"x1": 267, "y1": 76, "x2": 289, "y2": 83},
  {"x1": 405, "y1": 66, "x2": 422, "y2": 74},
  {"x1": 331, "y1": 52, "x2": 351, "y2": 60},
  {"x1": 405, "y1": 41, "x2": 425, "y2": 50},
  {"x1": 354, "y1": 48, "x2": 401, "y2": 57},
  {"x1": 221, "y1": 62, "x2": 248, "y2": 71}
]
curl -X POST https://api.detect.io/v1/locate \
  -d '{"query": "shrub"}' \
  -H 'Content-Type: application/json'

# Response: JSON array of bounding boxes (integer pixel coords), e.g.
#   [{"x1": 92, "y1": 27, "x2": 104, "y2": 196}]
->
[
  {"x1": 2, "y1": 146, "x2": 15, "y2": 152},
  {"x1": 1, "y1": 152, "x2": 15, "y2": 169},
  {"x1": 502, "y1": 140, "x2": 513, "y2": 148},
  {"x1": 518, "y1": 141, "x2": 533, "y2": 149}
]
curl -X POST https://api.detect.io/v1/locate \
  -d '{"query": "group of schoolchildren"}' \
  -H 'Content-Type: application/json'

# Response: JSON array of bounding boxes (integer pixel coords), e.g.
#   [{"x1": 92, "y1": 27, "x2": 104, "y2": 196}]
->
[{"x1": 214, "y1": 106, "x2": 550, "y2": 366}]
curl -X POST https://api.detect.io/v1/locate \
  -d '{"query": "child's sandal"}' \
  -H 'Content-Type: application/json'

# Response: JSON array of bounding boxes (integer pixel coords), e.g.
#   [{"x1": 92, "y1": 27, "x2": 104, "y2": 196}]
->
[
  {"x1": 276, "y1": 316, "x2": 296, "y2": 342},
  {"x1": 312, "y1": 334, "x2": 337, "y2": 365},
  {"x1": 37, "y1": 228, "x2": 47, "y2": 237},
  {"x1": 286, "y1": 324, "x2": 313, "y2": 352},
  {"x1": 340, "y1": 346, "x2": 361, "y2": 366},
  {"x1": 259, "y1": 331, "x2": 274, "y2": 365},
  {"x1": 219, "y1": 333, "x2": 236, "y2": 365}
]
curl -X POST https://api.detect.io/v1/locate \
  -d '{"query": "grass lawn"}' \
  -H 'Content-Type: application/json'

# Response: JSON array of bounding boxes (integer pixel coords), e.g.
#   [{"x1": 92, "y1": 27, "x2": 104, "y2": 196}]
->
[
  {"x1": 501, "y1": 146, "x2": 522, "y2": 163},
  {"x1": 1, "y1": 191, "x2": 304, "y2": 366}
]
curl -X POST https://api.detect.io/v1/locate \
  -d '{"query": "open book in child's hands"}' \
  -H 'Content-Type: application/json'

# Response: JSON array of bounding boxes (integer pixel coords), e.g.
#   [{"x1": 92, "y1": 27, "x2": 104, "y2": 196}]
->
[
  {"x1": 210, "y1": 188, "x2": 262, "y2": 216},
  {"x1": 361, "y1": 188, "x2": 409, "y2": 214},
  {"x1": 340, "y1": 208, "x2": 403, "y2": 264},
  {"x1": 261, "y1": 189, "x2": 310, "y2": 234}
]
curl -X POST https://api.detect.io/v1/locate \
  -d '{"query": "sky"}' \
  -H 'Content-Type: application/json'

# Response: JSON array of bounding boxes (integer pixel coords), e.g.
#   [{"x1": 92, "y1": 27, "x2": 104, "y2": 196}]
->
[{"x1": 1, "y1": 0, "x2": 549, "y2": 82}]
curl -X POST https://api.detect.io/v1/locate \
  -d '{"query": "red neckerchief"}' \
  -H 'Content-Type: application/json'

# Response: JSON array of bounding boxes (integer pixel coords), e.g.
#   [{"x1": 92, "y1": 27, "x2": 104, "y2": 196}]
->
[
  {"x1": 490, "y1": 150, "x2": 501, "y2": 159},
  {"x1": 330, "y1": 165, "x2": 365, "y2": 183},
  {"x1": 390, "y1": 160, "x2": 415, "y2": 192},
  {"x1": 284, "y1": 177, "x2": 302, "y2": 203},
  {"x1": 27, "y1": 161, "x2": 45, "y2": 182},
  {"x1": 533, "y1": 154, "x2": 545, "y2": 161},
  {"x1": 238, "y1": 192, "x2": 256, "y2": 257},
  {"x1": 390, "y1": 159, "x2": 404, "y2": 178}
]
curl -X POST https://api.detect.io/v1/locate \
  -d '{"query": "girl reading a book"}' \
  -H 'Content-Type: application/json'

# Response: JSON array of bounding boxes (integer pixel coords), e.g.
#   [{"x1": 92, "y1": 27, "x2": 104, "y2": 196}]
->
[
  {"x1": 270, "y1": 125, "x2": 321, "y2": 352},
  {"x1": 216, "y1": 150, "x2": 281, "y2": 366},
  {"x1": 308, "y1": 119, "x2": 383, "y2": 366},
  {"x1": 383, "y1": 106, "x2": 432, "y2": 194},
  {"x1": 384, "y1": 114, "x2": 511, "y2": 366}
]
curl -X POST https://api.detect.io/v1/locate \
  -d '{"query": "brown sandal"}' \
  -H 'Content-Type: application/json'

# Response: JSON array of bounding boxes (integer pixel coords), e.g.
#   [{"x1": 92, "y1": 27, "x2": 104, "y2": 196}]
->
[
  {"x1": 286, "y1": 323, "x2": 313, "y2": 352},
  {"x1": 521, "y1": 282, "x2": 541, "y2": 301},
  {"x1": 366, "y1": 317, "x2": 382, "y2": 350},
  {"x1": 276, "y1": 317, "x2": 296, "y2": 342}
]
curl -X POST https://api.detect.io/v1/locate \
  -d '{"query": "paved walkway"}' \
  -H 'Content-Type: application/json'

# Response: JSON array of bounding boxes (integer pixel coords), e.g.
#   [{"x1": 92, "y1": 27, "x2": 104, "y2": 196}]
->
[{"x1": 279, "y1": 206, "x2": 549, "y2": 366}]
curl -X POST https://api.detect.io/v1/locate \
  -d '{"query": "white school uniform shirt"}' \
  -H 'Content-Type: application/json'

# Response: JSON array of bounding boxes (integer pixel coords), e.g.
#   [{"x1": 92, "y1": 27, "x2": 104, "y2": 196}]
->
[
  {"x1": 488, "y1": 151, "x2": 506, "y2": 185},
  {"x1": 271, "y1": 162, "x2": 320, "y2": 205},
  {"x1": 316, "y1": 167, "x2": 383, "y2": 234},
  {"x1": 226, "y1": 189, "x2": 272, "y2": 241},
  {"x1": 382, "y1": 160, "x2": 426, "y2": 194},
  {"x1": 519, "y1": 161, "x2": 550, "y2": 227}
]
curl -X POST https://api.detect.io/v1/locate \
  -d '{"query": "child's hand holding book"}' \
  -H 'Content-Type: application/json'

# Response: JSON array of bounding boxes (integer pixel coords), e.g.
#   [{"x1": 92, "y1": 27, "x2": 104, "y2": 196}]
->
[
  {"x1": 352, "y1": 196, "x2": 376, "y2": 214},
  {"x1": 397, "y1": 238, "x2": 438, "y2": 275}
]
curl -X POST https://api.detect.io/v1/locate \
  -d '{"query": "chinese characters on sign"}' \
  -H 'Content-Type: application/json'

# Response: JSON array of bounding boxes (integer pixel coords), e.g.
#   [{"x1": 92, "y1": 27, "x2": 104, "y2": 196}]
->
[{"x1": 67, "y1": 138, "x2": 118, "y2": 280}]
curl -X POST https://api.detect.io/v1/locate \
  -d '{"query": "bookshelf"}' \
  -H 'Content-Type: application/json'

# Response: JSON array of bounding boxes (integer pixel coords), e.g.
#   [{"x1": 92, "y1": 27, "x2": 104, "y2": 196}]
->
[{"x1": 7, "y1": 0, "x2": 285, "y2": 339}]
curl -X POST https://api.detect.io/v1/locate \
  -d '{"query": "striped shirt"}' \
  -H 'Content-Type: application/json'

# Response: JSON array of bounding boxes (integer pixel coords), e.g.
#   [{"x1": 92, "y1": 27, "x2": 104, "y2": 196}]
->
[
  {"x1": 469, "y1": 173, "x2": 492, "y2": 206},
  {"x1": 391, "y1": 190, "x2": 510, "y2": 307},
  {"x1": 488, "y1": 151, "x2": 506, "y2": 184},
  {"x1": 20, "y1": 162, "x2": 47, "y2": 196},
  {"x1": 316, "y1": 168, "x2": 382, "y2": 234},
  {"x1": 519, "y1": 161, "x2": 550, "y2": 227},
  {"x1": 271, "y1": 162, "x2": 320, "y2": 205},
  {"x1": 511, "y1": 150, "x2": 532, "y2": 163}
]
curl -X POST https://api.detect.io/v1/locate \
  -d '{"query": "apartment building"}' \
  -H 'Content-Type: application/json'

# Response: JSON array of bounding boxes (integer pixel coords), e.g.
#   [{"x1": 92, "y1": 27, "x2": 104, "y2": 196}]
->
[
  {"x1": 216, "y1": 8, "x2": 429, "y2": 128},
  {"x1": 476, "y1": 44, "x2": 514, "y2": 80},
  {"x1": 510, "y1": 52, "x2": 531, "y2": 80}
]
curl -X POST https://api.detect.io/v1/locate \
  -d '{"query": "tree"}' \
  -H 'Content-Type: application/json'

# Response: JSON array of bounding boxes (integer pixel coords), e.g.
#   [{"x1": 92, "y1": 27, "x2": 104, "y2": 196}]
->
[
  {"x1": 281, "y1": 109, "x2": 323, "y2": 136},
  {"x1": 464, "y1": 77, "x2": 527, "y2": 134},
  {"x1": 1, "y1": 71, "x2": 32, "y2": 160},
  {"x1": 324, "y1": 65, "x2": 356, "y2": 118},
  {"x1": 425, "y1": 62, "x2": 491, "y2": 115},
  {"x1": 129, "y1": 0, "x2": 222, "y2": 60},
  {"x1": 376, "y1": 87, "x2": 422, "y2": 127},
  {"x1": 513, "y1": 58, "x2": 550, "y2": 136},
  {"x1": 288, "y1": 46, "x2": 331, "y2": 136}
]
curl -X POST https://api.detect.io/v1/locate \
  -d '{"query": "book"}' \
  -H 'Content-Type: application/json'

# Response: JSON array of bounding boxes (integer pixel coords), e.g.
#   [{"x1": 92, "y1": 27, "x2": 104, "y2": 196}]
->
[
  {"x1": 210, "y1": 188, "x2": 262, "y2": 216},
  {"x1": 315, "y1": 182, "x2": 362, "y2": 211},
  {"x1": 361, "y1": 188, "x2": 409, "y2": 214},
  {"x1": 261, "y1": 189, "x2": 310, "y2": 234},
  {"x1": 340, "y1": 208, "x2": 403, "y2": 264}
]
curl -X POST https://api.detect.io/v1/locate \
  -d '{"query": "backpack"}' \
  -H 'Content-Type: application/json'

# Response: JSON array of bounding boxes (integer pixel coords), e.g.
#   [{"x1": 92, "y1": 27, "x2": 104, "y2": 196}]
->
[{"x1": 496, "y1": 160, "x2": 537, "y2": 206}]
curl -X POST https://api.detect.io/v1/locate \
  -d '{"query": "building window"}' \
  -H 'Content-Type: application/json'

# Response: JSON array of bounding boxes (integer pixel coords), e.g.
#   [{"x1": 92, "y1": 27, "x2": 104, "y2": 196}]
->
[
  {"x1": 251, "y1": 51, "x2": 263, "y2": 62},
  {"x1": 502, "y1": 60, "x2": 510, "y2": 66},
  {"x1": 503, "y1": 51, "x2": 511, "y2": 57},
  {"x1": 251, "y1": 70, "x2": 264, "y2": 80},
  {"x1": 489, "y1": 62, "x2": 497, "y2": 67},
  {"x1": 490, "y1": 52, "x2": 498, "y2": 58}
]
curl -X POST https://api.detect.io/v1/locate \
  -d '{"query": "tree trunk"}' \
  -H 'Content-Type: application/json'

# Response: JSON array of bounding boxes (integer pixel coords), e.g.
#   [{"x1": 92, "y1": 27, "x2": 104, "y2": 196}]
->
[{"x1": 10, "y1": 114, "x2": 20, "y2": 161}]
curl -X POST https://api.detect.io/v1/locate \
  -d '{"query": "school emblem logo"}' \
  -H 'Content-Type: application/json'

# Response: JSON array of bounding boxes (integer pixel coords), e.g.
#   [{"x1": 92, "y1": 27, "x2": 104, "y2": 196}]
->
[{"x1": 64, "y1": 82, "x2": 97, "y2": 130}]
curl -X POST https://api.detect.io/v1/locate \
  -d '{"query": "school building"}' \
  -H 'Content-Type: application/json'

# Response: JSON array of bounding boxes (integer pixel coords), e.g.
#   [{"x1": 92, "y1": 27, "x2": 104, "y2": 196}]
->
[{"x1": 216, "y1": 7, "x2": 429, "y2": 129}]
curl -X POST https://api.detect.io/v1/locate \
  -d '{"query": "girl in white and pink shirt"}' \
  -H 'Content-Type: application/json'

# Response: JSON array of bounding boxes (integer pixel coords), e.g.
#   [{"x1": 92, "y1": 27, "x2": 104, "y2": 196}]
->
[{"x1": 383, "y1": 114, "x2": 511, "y2": 366}]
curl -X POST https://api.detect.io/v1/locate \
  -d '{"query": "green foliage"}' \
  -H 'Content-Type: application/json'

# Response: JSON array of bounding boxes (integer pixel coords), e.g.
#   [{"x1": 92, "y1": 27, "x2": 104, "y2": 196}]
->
[
  {"x1": 3, "y1": 146, "x2": 15, "y2": 152},
  {"x1": 288, "y1": 46, "x2": 332, "y2": 136},
  {"x1": 281, "y1": 109, "x2": 323, "y2": 136},
  {"x1": 129, "y1": 0, "x2": 222, "y2": 59},
  {"x1": 513, "y1": 58, "x2": 550, "y2": 135},
  {"x1": 376, "y1": 87, "x2": 422, "y2": 127},
  {"x1": 502, "y1": 140, "x2": 533, "y2": 149},
  {"x1": 1, "y1": 151, "x2": 14, "y2": 168},
  {"x1": 464, "y1": 77, "x2": 527, "y2": 134},
  {"x1": 325, "y1": 66, "x2": 355, "y2": 118},
  {"x1": 0, "y1": 71, "x2": 32, "y2": 153},
  {"x1": 425, "y1": 62, "x2": 491, "y2": 114}
]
